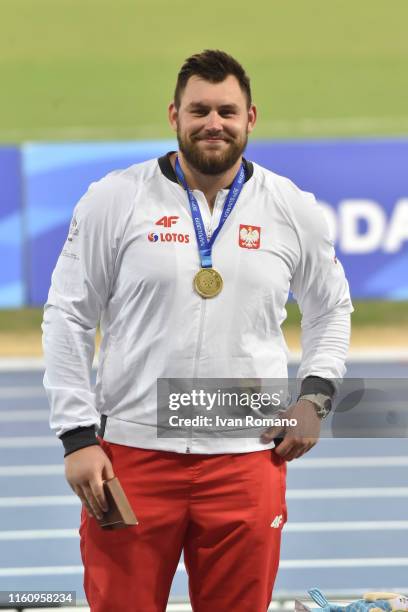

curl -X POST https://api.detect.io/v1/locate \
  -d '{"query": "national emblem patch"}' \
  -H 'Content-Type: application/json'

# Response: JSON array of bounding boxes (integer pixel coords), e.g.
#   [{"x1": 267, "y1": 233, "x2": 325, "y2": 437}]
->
[{"x1": 239, "y1": 224, "x2": 261, "y2": 249}]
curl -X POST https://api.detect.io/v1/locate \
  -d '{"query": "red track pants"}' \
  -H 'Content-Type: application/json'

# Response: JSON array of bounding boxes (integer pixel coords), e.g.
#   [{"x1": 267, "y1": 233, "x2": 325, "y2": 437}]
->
[{"x1": 79, "y1": 439, "x2": 287, "y2": 612}]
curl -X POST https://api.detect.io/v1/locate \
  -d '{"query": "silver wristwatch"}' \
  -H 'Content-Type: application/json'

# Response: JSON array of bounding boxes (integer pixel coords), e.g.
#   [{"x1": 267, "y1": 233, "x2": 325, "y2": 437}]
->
[{"x1": 298, "y1": 393, "x2": 332, "y2": 419}]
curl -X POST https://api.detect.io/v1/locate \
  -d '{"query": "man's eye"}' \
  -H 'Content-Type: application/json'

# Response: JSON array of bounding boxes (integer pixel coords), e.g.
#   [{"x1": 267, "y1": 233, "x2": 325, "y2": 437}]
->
[{"x1": 192, "y1": 110, "x2": 207, "y2": 116}]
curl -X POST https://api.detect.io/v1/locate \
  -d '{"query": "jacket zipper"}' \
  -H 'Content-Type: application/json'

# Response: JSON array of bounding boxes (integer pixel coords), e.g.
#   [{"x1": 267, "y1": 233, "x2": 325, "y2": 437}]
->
[
  {"x1": 185, "y1": 299, "x2": 206, "y2": 454},
  {"x1": 185, "y1": 193, "x2": 220, "y2": 453}
]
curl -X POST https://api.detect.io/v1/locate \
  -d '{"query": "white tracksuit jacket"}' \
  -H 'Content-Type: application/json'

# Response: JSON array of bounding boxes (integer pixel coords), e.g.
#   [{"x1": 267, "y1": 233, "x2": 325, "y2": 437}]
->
[{"x1": 42, "y1": 153, "x2": 353, "y2": 454}]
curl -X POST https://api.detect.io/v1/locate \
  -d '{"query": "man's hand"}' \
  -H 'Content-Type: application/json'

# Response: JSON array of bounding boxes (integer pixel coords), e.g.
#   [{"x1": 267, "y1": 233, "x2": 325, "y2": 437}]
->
[
  {"x1": 260, "y1": 399, "x2": 322, "y2": 461},
  {"x1": 64, "y1": 445, "x2": 115, "y2": 519}
]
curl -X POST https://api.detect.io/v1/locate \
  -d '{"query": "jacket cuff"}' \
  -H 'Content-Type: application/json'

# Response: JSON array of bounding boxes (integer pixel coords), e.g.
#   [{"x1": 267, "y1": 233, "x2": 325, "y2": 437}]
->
[
  {"x1": 59, "y1": 425, "x2": 100, "y2": 457},
  {"x1": 300, "y1": 376, "x2": 335, "y2": 398}
]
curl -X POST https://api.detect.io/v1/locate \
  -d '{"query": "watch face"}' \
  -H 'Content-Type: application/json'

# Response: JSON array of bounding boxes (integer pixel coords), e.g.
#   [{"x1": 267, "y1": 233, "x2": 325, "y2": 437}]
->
[
  {"x1": 320, "y1": 397, "x2": 332, "y2": 417},
  {"x1": 299, "y1": 394, "x2": 332, "y2": 418},
  {"x1": 323, "y1": 398, "x2": 332, "y2": 411}
]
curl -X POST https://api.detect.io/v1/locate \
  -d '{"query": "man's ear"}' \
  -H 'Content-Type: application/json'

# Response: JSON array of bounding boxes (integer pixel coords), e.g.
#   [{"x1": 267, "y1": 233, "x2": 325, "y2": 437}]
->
[
  {"x1": 168, "y1": 102, "x2": 178, "y2": 131},
  {"x1": 247, "y1": 104, "x2": 257, "y2": 134}
]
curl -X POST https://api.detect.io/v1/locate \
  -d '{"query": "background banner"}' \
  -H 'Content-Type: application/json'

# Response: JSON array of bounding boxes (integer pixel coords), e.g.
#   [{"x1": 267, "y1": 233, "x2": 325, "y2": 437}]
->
[
  {"x1": 246, "y1": 139, "x2": 408, "y2": 300},
  {"x1": 23, "y1": 141, "x2": 175, "y2": 306},
  {"x1": 0, "y1": 147, "x2": 24, "y2": 307},
  {"x1": 2, "y1": 139, "x2": 408, "y2": 306}
]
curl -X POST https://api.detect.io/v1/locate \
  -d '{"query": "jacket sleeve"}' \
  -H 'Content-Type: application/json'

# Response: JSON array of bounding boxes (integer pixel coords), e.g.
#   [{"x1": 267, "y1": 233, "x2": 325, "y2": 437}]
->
[
  {"x1": 42, "y1": 175, "x2": 129, "y2": 446},
  {"x1": 289, "y1": 190, "x2": 354, "y2": 390}
]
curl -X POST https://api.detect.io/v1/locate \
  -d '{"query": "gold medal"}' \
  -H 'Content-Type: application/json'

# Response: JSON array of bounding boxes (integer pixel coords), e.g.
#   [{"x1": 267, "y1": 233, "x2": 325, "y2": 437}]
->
[{"x1": 194, "y1": 268, "x2": 223, "y2": 298}]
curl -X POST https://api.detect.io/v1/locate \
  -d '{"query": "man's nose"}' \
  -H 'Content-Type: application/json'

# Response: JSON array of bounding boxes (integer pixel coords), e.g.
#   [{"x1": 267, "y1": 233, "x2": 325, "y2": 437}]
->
[{"x1": 205, "y1": 111, "x2": 223, "y2": 131}]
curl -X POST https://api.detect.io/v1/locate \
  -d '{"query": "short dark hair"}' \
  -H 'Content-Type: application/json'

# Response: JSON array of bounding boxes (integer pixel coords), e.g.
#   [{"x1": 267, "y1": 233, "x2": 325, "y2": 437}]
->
[{"x1": 174, "y1": 49, "x2": 252, "y2": 109}]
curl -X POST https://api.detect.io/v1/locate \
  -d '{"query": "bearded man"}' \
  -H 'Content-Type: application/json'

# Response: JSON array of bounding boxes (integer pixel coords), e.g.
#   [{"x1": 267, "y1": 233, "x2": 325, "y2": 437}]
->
[{"x1": 42, "y1": 50, "x2": 353, "y2": 612}]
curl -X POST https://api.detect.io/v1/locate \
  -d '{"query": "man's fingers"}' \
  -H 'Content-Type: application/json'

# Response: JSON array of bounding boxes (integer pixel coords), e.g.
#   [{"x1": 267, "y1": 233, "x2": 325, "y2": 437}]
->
[
  {"x1": 288, "y1": 439, "x2": 318, "y2": 461},
  {"x1": 291, "y1": 447, "x2": 309, "y2": 461},
  {"x1": 73, "y1": 485, "x2": 94, "y2": 517},
  {"x1": 78, "y1": 484, "x2": 104, "y2": 519},
  {"x1": 260, "y1": 426, "x2": 283, "y2": 444},
  {"x1": 82, "y1": 484, "x2": 104, "y2": 519},
  {"x1": 273, "y1": 437, "x2": 297, "y2": 458},
  {"x1": 274, "y1": 438, "x2": 316, "y2": 461},
  {"x1": 102, "y1": 460, "x2": 115, "y2": 481},
  {"x1": 281, "y1": 444, "x2": 306, "y2": 461},
  {"x1": 64, "y1": 446, "x2": 116, "y2": 518},
  {"x1": 89, "y1": 479, "x2": 109, "y2": 513}
]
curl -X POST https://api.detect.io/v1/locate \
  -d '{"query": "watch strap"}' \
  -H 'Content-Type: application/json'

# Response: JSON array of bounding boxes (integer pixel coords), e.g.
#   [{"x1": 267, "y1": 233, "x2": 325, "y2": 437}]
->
[{"x1": 299, "y1": 393, "x2": 332, "y2": 419}]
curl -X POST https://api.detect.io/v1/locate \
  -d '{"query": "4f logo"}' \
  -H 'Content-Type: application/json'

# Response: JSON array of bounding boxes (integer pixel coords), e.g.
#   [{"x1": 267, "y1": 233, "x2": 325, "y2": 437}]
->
[
  {"x1": 156, "y1": 216, "x2": 179, "y2": 228},
  {"x1": 270, "y1": 515, "x2": 283, "y2": 528},
  {"x1": 149, "y1": 216, "x2": 189, "y2": 244}
]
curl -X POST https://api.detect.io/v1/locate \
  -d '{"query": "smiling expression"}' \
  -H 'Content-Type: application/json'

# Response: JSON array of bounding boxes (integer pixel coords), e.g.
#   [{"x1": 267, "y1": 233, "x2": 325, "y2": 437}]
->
[{"x1": 169, "y1": 75, "x2": 257, "y2": 175}]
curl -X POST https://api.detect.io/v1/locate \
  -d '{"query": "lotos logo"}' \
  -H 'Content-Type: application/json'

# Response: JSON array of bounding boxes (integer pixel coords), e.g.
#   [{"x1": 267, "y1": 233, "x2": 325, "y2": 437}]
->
[
  {"x1": 239, "y1": 224, "x2": 261, "y2": 249},
  {"x1": 155, "y1": 216, "x2": 179, "y2": 228},
  {"x1": 148, "y1": 232, "x2": 190, "y2": 244}
]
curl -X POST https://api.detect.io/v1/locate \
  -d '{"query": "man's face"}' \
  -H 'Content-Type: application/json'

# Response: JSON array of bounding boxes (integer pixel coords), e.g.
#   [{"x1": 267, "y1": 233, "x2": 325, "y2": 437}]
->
[{"x1": 169, "y1": 75, "x2": 256, "y2": 175}]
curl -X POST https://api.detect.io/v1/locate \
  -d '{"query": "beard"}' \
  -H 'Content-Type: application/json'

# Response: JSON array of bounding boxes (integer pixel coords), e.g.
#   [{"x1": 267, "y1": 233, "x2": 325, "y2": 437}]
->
[{"x1": 177, "y1": 125, "x2": 248, "y2": 175}]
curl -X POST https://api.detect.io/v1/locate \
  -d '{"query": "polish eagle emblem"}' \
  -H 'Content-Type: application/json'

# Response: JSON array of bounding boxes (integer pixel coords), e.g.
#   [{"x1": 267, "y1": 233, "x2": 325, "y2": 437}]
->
[{"x1": 239, "y1": 224, "x2": 261, "y2": 249}]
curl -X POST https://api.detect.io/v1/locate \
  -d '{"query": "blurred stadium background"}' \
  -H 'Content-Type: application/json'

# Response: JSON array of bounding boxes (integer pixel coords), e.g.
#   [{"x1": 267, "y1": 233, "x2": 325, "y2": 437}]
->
[{"x1": 0, "y1": 0, "x2": 407, "y2": 609}]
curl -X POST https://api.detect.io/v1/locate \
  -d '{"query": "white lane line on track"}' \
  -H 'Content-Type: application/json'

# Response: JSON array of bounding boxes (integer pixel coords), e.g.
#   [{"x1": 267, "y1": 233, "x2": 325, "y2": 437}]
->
[
  {"x1": 284, "y1": 520, "x2": 408, "y2": 532},
  {"x1": 0, "y1": 566, "x2": 83, "y2": 576},
  {"x1": 161, "y1": 607, "x2": 194, "y2": 612},
  {"x1": 0, "y1": 436, "x2": 59, "y2": 447},
  {"x1": 0, "y1": 359, "x2": 45, "y2": 371},
  {"x1": 2, "y1": 600, "x2": 408, "y2": 611},
  {"x1": 0, "y1": 603, "x2": 197, "y2": 611},
  {"x1": 1, "y1": 487, "x2": 408, "y2": 507},
  {"x1": 0, "y1": 496, "x2": 79, "y2": 507},
  {"x1": 332, "y1": 349, "x2": 408, "y2": 362},
  {"x1": 1, "y1": 349, "x2": 408, "y2": 371},
  {"x1": 0, "y1": 457, "x2": 407, "y2": 477},
  {"x1": 1, "y1": 521, "x2": 408, "y2": 540},
  {"x1": 3, "y1": 603, "x2": 408, "y2": 612},
  {"x1": 0, "y1": 465, "x2": 64, "y2": 476},
  {"x1": 0, "y1": 387, "x2": 46, "y2": 399},
  {"x1": 280, "y1": 558, "x2": 408, "y2": 569},
  {"x1": 22, "y1": 609, "x2": 90, "y2": 612},
  {"x1": 287, "y1": 487, "x2": 408, "y2": 499},
  {"x1": 0, "y1": 529, "x2": 78, "y2": 540},
  {"x1": 0, "y1": 604, "x2": 298, "y2": 611},
  {"x1": 1, "y1": 557, "x2": 408, "y2": 576},
  {"x1": 27, "y1": 609, "x2": 90, "y2": 612},
  {"x1": 0, "y1": 410, "x2": 49, "y2": 422},
  {"x1": 0, "y1": 607, "x2": 193, "y2": 612},
  {"x1": 291, "y1": 456, "x2": 408, "y2": 468}
]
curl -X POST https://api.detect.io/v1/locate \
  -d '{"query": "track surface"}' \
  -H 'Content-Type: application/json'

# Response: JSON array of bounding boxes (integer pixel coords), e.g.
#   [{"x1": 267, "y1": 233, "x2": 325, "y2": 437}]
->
[{"x1": 0, "y1": 361, "x2": 407, "y2": 605}]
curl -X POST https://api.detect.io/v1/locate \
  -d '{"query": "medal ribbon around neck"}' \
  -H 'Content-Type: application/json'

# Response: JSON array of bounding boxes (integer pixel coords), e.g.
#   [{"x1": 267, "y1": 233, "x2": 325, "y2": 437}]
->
[
  {"x1": 175, "y1": 156, "x2": 246, "y2": 269},
  {"x1": 175, "y1": 155, "x2": 246, "y2": 298}
]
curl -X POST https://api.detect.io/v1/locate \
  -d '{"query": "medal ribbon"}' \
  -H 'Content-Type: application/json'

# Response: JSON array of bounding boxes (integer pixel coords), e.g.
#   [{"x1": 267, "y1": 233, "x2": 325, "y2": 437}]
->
[{"x1": 175, "y1": 156, "x2": 246, "y2": 268}]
